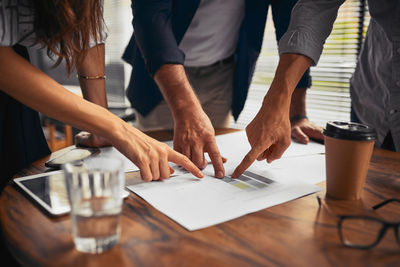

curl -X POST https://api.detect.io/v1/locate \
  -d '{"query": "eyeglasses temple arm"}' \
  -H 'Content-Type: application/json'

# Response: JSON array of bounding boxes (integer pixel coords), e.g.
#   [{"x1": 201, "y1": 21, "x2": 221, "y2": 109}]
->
[{"x1": 372, "y1": 198, "x2": 400, "y2": 210}]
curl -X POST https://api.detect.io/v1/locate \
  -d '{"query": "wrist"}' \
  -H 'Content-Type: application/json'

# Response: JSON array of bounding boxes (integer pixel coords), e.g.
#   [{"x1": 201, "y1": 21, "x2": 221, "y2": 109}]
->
[
  {"x1": 262, "y1": 85, "x2": 292, "y2": 115},
  {"x1": 289, "y1": 87, "x2": 307, "y2": 118},
  {"x1": 100, "y1": 112, "x2": 129, "y2": 145},
  {"x1": 290, "y1": 114, "x2": 308, "y2": 124},
  {"x1": 173, "y1": 103, "x2": 204, "y2": 124}
]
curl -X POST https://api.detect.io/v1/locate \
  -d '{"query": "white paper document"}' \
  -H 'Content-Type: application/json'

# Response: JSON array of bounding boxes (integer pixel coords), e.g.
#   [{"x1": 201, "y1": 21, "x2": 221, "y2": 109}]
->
[
  {"x1": 128, "y1": 165, "x2": 320, "y2": 231},
  {"x1": 213, "y1": 131, "x2": 325, "y2": 159},
  {"x1": 127, "y1": 131, "x2": 324, "y2": 231}
]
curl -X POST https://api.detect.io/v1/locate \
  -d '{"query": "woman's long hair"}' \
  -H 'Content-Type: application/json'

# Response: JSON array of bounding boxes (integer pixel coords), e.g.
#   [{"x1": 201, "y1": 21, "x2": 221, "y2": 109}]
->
[{"x1": 30, "y1": 0, "x2": 104, "y2": 74}]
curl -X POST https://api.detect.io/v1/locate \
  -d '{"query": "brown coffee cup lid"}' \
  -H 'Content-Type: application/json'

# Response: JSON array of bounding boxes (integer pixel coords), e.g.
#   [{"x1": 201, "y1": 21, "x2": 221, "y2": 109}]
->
[{"x1": 323, "y1": 121, "x2": 377, "y2": 141}]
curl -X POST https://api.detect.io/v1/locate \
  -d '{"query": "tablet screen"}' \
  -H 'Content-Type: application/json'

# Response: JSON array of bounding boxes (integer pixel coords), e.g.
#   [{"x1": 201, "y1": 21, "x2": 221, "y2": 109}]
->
[
  {"x1": 15, "y1": 171, "x2": 70, "y2": 216},
  {"x1": 14, "y1": 171, "x2": 130, "y2": 216}
]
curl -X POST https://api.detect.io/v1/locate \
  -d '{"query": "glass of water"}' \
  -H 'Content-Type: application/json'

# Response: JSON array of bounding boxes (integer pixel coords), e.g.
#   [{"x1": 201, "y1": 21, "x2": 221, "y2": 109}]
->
[{"x1": 63, "y1": 156, "x2": 124, "y2": 254}]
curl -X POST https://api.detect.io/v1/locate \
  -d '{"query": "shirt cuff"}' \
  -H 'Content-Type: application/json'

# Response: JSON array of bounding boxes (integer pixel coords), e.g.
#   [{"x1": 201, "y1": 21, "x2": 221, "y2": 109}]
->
[{"x1": 278, "y1": 30, "x2": 324, "y2": 66}]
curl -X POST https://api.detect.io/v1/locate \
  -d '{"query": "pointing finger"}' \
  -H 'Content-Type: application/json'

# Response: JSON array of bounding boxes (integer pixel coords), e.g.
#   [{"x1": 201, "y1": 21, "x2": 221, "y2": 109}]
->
[
  {"x1": 232, "y1": 148, "x2": 260, "y2": 178},
  {"x1": 206, "y1": 141, "x2": 225, "y2": 178},
  {"x1": 169, "y1": 150, "x2": 204, "y2": 178}
]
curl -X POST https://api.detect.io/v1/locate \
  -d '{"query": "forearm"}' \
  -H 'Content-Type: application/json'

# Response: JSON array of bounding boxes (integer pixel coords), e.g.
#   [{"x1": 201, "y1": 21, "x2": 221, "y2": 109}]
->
[
  {"x1": 154, "y1": 64, "x2": 203, "y2": 121},
  {"x1": 0, "y1": 47, "x2": 124, "y2": 143},
  {"x1": 76, "y1": 44, "x2": 107, "y2": 108},
  {"x1": 264, "y1": 53, "x2": 312, "y2": 112}
]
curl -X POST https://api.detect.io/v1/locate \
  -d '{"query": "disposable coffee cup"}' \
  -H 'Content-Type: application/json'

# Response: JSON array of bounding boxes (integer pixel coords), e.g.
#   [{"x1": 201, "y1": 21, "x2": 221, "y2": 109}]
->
[{"x1": 323, "y1": 121, "x2": 377, "y2": 200}]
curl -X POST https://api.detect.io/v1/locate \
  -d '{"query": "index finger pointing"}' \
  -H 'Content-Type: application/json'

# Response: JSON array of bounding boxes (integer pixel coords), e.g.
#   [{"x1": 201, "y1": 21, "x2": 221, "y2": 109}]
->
[
  {"x1": 168, "y1": 150, "x2": 204, "y2": 178},
  {"x1": 205, "y1": 141, "x2": 225, "y2": 178},
  {"x1": 231, "y1": 148, "x2": 260, "y2": 178}
]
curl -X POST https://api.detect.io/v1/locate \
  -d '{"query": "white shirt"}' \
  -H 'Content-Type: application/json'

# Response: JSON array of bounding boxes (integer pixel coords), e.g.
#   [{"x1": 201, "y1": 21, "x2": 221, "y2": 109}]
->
[{"x1": 179, "y1": 0, "x2": 245, "y2": 67}]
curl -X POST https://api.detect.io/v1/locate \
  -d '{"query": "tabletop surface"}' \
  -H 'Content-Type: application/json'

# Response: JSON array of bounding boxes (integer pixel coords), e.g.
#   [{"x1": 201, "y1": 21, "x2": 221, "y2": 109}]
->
[{"x1": 1, "y1": 129, "x2": 399, "y2": 267}]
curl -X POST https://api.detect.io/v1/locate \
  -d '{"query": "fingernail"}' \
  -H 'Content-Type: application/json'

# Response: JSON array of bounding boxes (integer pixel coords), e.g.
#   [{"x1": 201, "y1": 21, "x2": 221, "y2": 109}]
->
[
  {"x1": 216, "y1": 171, "x2": 224, "y2": 178},
  {"x1": 198, "y1": 171, "x2": 204, "y2": 178}
]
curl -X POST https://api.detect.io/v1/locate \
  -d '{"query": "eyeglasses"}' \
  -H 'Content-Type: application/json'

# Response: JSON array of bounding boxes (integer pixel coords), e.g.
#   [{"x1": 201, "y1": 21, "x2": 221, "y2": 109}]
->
[{"x1": 317, "y1": 196, "x2": 400, "y2": 249}]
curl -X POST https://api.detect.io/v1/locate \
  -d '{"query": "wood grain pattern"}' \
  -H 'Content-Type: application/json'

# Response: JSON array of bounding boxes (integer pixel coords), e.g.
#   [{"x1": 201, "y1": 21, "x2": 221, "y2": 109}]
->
[{"x1": 1, "y1": 129, "x2": 399, "y2": 267}]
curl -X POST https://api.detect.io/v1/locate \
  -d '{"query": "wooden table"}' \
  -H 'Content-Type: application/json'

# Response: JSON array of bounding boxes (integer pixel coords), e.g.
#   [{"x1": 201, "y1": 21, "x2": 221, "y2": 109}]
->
[{"x1": 1, "y1": 129, "x2": 399, "y2": 266}]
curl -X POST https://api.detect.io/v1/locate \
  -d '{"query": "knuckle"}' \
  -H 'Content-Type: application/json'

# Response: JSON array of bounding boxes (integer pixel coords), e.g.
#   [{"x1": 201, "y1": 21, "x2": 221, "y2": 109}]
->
[
  {"x1": 283, "y1": 138, "x2": 291, "y2": 148},
  {"x1": 209, "y1": 152, "x2": 221, "y2": 158},
  {"x1": 136, "y1": 156, "x2": 147, "y2": 165},
  {"x1": 194, "y1": 159, "x2": 203, "y2": 166},
  {"x1": 158, "y1": 146, "x2": 169, "y2": 158}
]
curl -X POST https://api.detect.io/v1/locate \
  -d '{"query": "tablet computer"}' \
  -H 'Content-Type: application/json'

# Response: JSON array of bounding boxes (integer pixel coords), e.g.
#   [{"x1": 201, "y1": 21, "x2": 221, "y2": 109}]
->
[{"x1": 14, "y1": 171, "x2": 130, "y2": 216}]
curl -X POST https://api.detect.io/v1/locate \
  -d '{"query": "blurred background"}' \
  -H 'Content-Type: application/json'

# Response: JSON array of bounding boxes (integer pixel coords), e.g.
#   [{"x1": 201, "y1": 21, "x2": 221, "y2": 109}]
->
[{"x1": 32, "y1": 0, "x2": 370, "y2": 151}]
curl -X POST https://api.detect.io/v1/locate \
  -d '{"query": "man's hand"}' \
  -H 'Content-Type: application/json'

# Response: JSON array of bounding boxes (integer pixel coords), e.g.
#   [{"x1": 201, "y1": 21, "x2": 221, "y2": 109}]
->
[
  {"x1": 154, "y1": 64, "x2": 225, "y2": 178},
  {"x1": 232, "y1": 53, "x2": 312, "y2": 178},
  {"x1": 174, "y1": 109, "x2": 225, "y2": 178},
  {"x1": 232, "y1": 90, "x2": 292, "y2": 178},
  {"x1": 291, "y1": 118, "x2": 324, "y2": 144}
]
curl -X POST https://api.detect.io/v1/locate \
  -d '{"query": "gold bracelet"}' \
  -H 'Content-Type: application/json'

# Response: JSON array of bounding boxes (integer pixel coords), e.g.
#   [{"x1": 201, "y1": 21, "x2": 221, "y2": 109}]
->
[{"x1": 76, "y1": 74, "x2": 106, "y2": 80}]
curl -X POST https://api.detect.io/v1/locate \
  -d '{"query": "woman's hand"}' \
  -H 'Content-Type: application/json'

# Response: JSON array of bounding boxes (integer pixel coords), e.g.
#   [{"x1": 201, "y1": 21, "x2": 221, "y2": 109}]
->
[{"x1": 112, "y1": 122, "x2": 204, "y2": 182}]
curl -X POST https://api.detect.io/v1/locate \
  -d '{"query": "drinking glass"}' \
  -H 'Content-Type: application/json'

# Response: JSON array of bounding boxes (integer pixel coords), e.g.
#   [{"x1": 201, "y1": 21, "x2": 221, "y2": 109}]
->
[{"x1": 63, "y1": 156, "x2": 124, "y2": 253}]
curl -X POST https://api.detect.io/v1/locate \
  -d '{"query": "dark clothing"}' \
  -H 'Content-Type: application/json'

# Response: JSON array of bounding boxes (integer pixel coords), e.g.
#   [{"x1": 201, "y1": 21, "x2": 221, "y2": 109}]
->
[
  {"x1": 0, "y1": 45, "x2": 51, "y2": 188},
  {"x1": 122, "y1": 0, "x2": 311, "y2": 120},
  {"x1": 351, "y1": 107, "x2": 395, "y2": 151}
]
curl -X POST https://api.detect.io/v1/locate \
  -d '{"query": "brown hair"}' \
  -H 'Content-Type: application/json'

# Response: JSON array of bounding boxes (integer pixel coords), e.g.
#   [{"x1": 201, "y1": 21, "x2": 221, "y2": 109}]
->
[{"x1": 30, "y1": 0, "x2": 104, "y2": 74}]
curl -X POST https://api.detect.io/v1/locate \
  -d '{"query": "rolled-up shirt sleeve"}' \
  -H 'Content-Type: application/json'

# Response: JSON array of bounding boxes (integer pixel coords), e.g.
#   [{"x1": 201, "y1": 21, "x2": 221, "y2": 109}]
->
[
  {"x1": 88, "y1": 24, "x2": 108, "y2": 48},
  {"x1": 89, "y1": 0, "x2": 107, "y2": 47},
  {"x1": 278, "y1": 0, "x2": 345, "y2": 66},
  {"x1": 132, "y1": 0, "x2": 185, "y2": 76}
]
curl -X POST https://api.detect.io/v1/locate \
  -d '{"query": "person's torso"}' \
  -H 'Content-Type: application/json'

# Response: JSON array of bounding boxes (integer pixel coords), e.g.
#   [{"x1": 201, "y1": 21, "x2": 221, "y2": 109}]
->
[
  {"x1": 351, "y1": 0, "x2": 400, "y2": 150},
  {"x1": 0, "y1": 0, "x2": 38, "y2": 47},
  {"x1": 178, "y1": 0, "x2": 245, "y2": 67}
]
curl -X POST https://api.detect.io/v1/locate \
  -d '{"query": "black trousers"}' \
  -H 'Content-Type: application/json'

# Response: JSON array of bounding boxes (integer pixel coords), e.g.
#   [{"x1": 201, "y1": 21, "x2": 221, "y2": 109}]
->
[{"x1": 0, "y1": 45, "x2": 51, "y2": 189}]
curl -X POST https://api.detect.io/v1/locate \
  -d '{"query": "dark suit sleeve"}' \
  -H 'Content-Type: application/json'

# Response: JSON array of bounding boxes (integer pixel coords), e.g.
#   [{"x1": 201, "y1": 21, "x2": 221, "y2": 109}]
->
[{"x1": 132, "y1": 0, "x2": 185, "y2": 77}]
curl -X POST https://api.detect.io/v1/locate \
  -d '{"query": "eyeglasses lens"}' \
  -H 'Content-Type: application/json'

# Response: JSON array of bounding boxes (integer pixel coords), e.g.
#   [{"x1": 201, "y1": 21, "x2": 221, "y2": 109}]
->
[{"x1": 340, "y1": 218, "x2": 383, "y2": 247}]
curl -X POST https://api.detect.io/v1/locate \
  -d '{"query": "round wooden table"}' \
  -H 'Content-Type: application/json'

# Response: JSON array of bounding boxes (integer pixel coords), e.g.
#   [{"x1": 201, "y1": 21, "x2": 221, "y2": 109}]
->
[{"x1": 1, "y1": 129, "x2": 400, "y2": 266}]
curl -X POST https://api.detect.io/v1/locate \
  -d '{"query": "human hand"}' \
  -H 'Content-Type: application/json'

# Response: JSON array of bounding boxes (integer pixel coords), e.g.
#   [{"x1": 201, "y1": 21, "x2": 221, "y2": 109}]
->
[
  {"x1": 173, "y1": 110, "x2": 225, "y2": 178},
  {"x1": 291, "y1": 117, "x2": 324, "y2": 144},
  {"x1": 75, "y1": 131, "x2": 112, "y2": 147},
  {"x1": 232, "y1": 90, "x2": 292, "y2": 178},
  {"x1": 113, "y1": 122, "x2": 204, "y2": 182}
]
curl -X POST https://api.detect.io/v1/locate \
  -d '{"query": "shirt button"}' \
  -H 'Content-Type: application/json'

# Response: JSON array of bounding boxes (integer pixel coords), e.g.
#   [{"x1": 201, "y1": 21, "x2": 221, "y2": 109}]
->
[{"x1": 390, "y1": 109, "x2": 398, "y2": 115}]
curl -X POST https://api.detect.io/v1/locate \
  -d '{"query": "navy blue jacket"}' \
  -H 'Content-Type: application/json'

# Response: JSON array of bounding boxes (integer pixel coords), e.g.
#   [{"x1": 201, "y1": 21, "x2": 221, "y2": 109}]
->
[{"x1": 122, "y1": 0, "x2": 311, "y2": 120}]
